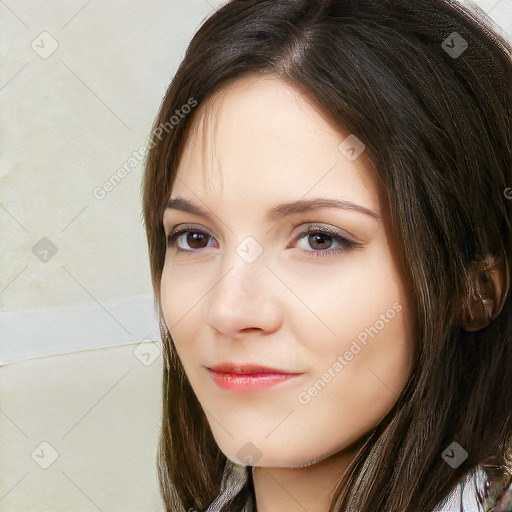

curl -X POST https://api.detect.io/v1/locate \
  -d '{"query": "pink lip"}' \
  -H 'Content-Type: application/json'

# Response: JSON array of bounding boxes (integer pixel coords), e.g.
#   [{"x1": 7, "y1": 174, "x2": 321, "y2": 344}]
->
[
  {"x1": 206, "y1": 364, "x2": 303, "y2": 392},
  {"x1": 208, "y1": 363, "x2": 297, "y2": 374}
]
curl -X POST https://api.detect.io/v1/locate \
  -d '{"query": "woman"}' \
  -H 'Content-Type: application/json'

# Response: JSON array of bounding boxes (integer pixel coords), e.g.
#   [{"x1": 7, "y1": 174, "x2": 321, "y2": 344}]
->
[{"x1": 141, "y1": 0, "x2": 512, "y2": 510}]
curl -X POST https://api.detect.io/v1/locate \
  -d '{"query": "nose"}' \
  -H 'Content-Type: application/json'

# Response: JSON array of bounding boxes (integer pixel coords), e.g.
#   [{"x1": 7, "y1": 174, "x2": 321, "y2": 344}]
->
[{"x1": 205, "y1": 251, "x2": 282, "y2": 339}]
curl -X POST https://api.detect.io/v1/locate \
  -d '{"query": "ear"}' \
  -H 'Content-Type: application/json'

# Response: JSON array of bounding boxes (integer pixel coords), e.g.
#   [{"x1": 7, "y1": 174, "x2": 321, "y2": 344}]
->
[{"x1": 461, "y1": 250, "x2": 510, "y2": 332}]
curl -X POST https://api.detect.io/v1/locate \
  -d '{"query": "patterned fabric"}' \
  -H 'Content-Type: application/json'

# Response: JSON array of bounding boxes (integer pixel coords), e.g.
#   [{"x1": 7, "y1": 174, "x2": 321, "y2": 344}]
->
[
  {"x1": 204, "y1": 459, "x2": 512, "y2": 512},
  {"x1": 490, "y1": 479, "x2": 512, "y2": 512},
  {"x1": 203, "y1": 459, "x2": 254, "y2": 512}
]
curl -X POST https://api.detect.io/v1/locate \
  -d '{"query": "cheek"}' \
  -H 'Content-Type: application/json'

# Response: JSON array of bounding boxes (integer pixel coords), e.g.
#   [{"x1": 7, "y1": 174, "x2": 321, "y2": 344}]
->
[
  {"x1": 328, "y1": 262, "x2": 414, "y2": 426},
  {"x1": 288, "y1": 243, "x2": 414, "y2": 423},
  {"x1": 330, "y1": 248, "x2": 414, "y2": 390},
  {"x1": 159, "y1": 263, "x2": 206, "y2": 367},
  {"x1": 327, "y1": 309, "x2": 413, "y2": 411},
  {"x1": 160, "y1": 261, "x2": 207, "y2": 327},
  {"x1": 317, "y1": 317, "x2": 411, "y2": 444},
  {"x1": 277, "y1": 244, "x2": 410, "y2": 356}
]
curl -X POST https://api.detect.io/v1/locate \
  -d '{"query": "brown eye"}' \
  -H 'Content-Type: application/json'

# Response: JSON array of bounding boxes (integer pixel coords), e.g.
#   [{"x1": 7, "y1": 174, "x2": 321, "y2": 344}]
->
[
  {"x1": 185, "y1": 232, "x2": 209, "y2": 249},
  {"x1": 308, "y1": 233, "x2": 334, "y2": 251},
  {"x1": 293, "y1": 225, "x2": 360, "y2": 258},
  {"x1": 166, "y1": 228, "x2": 215, "y2": 252}
]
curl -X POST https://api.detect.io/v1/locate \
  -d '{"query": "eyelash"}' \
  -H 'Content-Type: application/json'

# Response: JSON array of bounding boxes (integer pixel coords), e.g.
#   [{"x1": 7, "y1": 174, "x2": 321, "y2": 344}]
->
[{"x1": 165, "y1": 225, "x2": 361, "y2": 258}]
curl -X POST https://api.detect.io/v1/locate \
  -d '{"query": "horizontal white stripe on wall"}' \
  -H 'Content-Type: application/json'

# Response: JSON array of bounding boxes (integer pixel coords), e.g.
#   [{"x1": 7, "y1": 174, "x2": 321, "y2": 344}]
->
[{"x1": 0, "y1": 295, "x2": 160, "y2": 366}]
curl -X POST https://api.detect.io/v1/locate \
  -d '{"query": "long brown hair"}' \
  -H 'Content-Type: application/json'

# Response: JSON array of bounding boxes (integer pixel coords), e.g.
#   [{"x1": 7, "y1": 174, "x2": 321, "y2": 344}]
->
[{"x1": 141, "y1": 1, "x2": 512, "y2": 510}]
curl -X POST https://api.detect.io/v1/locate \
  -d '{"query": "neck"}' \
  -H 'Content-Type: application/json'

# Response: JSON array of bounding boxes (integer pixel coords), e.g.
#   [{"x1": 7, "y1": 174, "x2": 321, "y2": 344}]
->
[{"x1": 250, "y1": 435, "x2": 370, "y2": 512}]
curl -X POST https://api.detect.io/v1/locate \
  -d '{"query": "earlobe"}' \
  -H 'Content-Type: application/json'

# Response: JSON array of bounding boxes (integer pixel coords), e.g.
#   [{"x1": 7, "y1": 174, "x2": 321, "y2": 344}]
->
[{"x1": 461, "y1": 251, "x2": 510, "y2": 332}]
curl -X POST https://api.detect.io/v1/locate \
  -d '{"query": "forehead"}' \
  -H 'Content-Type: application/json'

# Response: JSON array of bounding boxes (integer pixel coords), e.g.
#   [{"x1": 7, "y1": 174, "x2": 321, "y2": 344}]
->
[{"x1": 172, "y1": 75, "x2": 378, "y2": 211}]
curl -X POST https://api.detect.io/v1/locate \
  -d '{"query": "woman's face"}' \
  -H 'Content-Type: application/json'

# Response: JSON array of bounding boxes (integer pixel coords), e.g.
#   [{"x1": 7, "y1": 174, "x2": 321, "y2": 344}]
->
[{"x1": 161, "y1": 75, "x2": 416, "y2": 467}]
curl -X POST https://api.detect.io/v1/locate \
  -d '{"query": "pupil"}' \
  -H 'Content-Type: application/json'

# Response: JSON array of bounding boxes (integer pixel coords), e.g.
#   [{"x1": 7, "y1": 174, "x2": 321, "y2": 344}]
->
[
  {"x1": 188, "y1": 232, "x2": 207, "y2": 249},
  {"x1": 310, "y1": 233, "x2": 331, "y2": 250}
]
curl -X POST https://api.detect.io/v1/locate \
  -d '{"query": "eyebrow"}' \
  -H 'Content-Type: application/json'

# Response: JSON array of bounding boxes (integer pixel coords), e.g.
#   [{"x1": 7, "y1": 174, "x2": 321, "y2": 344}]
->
[{"x1": 165, "y1": 197, "x2": 381, "y2": 222}]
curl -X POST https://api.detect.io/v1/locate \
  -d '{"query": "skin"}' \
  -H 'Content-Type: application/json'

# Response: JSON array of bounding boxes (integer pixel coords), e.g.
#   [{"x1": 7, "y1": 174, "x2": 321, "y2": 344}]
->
[{"x1": 160, "y1": 75, "x2": 416, "y2": 512}]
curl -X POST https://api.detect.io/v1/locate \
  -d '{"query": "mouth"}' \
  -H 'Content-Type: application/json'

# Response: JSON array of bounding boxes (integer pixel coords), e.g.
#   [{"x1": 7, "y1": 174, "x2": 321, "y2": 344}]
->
[{"x1": 206, "y1": 363, "x2": 304, "y2": 392}]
